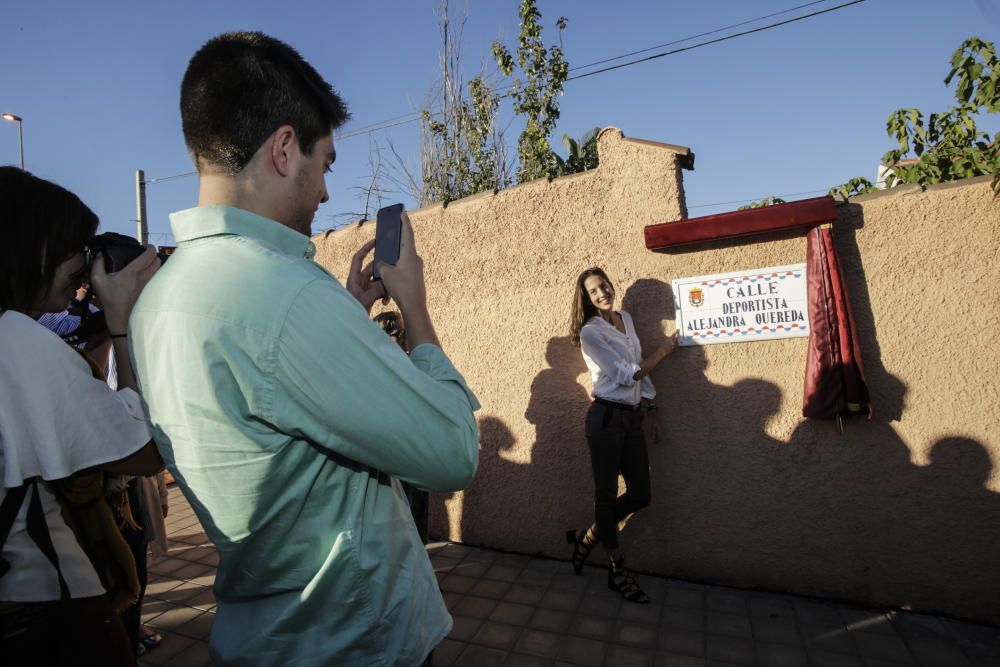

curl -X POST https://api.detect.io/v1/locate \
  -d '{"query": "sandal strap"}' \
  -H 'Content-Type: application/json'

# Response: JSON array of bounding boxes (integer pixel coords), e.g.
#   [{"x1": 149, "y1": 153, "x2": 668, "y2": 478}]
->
[
  {"x1": 569, "y1": 529, "x2": 597, "y2": 569},
  {"x1": 610, "y1": 567, "x2": 650, "y2": 603}
]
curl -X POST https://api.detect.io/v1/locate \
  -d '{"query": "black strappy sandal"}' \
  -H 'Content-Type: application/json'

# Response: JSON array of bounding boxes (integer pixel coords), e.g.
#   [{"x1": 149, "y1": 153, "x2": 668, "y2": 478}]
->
[
  {"x1": 608, "y1": 558, "x2": 650, "y2": 604},
  {"x1": 565, "y1": 528, "x2": 597, "y2": 576}
]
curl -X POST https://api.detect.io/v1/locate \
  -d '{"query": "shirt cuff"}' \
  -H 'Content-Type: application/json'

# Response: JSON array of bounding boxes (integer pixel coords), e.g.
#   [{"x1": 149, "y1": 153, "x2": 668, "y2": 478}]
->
[
  {"x1": 614, "y1": 361, "x2": 641, "y2": 388},
  {"x1": 410, "y1": 344, "x2": 482, "y2": 411}
]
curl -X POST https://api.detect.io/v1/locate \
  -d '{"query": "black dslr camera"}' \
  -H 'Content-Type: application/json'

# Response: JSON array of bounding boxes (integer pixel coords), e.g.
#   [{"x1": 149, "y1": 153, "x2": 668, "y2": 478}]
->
[
  {"x1": 85, "y1": 232, "x2": 168, "y2": 274},
  {"x1": 58, "y1": 233, "x2": 169, "y2": 345}
]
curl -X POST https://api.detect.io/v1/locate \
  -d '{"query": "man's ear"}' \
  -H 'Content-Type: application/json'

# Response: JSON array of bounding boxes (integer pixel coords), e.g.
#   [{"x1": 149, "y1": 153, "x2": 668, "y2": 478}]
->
[{"x1": 270, "y1": 125, "x2": 297, "y2": 178}]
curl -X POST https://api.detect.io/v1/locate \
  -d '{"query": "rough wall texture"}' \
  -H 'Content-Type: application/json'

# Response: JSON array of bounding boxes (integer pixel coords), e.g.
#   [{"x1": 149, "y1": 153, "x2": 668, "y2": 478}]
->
[{"x1": 314, "y1": 129, "x2": 1000, "y2": 625}]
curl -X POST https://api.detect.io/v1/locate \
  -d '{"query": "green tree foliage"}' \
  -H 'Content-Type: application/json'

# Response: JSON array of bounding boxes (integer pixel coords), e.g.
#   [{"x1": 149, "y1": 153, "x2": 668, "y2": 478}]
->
[
  {"x1": 827, "y1": 177, "x2": 876, "y2": 201},
  {"x1": 737, "y1": 195, "x2": 787, "y2": 211},
  {"x1": 492, "y1": 0, "x2": 570, "y2": 183},
  {"x1": 420, "y1": 1, "x2": 509, "y2": 205},
  {"x1": 831, "y1": 37, "x2": 1000, "y2": 199},
  {"x1": 420, "y1": 80, "x2": 507, "y2": 204},
  {"x1": 554, "y1": 127, "x2": 600, "y2": 175}
]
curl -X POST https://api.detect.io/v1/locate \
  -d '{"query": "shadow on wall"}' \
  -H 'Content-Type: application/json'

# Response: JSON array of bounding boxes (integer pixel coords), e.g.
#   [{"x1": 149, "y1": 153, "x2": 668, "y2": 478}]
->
[
  {"x1": 442, "y1": 334, "x2": 598, "y2": 551},
  {"x1": 621, "y1": 278, "x2": 675, "y2": 343},
  {"x1": 834, "y1": 203, "x2": 906, "y2": 421},
  {"x1": 621, "y1": 278, "x2": 675, "y2": 446},
  {"x1": 455, "y1": 417, "x2": 522, "y2": 547},
  {"x1": 627, "y1": 211, "x2": 1000, "y2": 621},
  {"x1": 521, "y1": 337, "x2": 599, "y2": 550},
  {"x1": 428, "y1": 252, "x2": 1000, "y2": 622},
  {"x1": 634, "y1": 334, "x2": 999, "y2": 621}
]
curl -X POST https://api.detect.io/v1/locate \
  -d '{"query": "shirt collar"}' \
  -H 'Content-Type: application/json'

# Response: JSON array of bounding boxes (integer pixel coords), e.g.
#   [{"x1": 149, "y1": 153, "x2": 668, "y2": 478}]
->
[{"x1": 169, "y1": 205, "x2": 317, "y2": 260}]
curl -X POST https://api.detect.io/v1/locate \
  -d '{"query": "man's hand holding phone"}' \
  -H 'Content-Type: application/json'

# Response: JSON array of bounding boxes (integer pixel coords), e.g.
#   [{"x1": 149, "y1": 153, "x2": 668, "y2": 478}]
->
[
  {"x1": 378, "y1": 212, "x2": 440, "y2": 349},
  {"x1": 345, "y1": 239, "x2": 385, "y2": 312}
]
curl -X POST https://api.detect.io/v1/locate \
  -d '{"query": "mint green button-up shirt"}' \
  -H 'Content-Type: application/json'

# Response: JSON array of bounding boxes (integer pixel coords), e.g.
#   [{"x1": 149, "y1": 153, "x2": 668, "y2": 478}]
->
[{"x1": 129, "y1": 206, "x2": 480, "y2": 666}]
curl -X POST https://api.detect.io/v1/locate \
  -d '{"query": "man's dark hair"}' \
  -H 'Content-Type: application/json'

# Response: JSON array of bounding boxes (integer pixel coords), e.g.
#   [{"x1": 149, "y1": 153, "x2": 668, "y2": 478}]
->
[
  {"x1": 0, "y1": 167, "x2": 98, "y2": 313},
  {"x1": 180, "y1": 31, "x2": 350, "y2": 174}
]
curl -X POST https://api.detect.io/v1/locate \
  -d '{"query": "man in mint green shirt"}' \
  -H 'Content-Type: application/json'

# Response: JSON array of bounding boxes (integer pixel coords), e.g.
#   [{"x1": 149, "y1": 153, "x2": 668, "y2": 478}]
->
[{"x1": 129, "y1": 32, "x2": 479, "y2": 666}]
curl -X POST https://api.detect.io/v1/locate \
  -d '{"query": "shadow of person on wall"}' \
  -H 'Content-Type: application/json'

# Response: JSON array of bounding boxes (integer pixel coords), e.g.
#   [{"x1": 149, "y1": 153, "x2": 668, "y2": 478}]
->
[
  {"x1": 452, "y1": 416, "x2": 523, "y2": 547},
  {"x1": 621, "y1": 278, "x2": 675, "y2": 345},
  {"x1": 622, "y1": 278, "x2": 677, "y2": 446},
  {"x1": 893, "y1": 436, "x2": 1000, "y2": 616},
  {"x1": 523, "y1": 337, "x2": 594, "y2": 555}
]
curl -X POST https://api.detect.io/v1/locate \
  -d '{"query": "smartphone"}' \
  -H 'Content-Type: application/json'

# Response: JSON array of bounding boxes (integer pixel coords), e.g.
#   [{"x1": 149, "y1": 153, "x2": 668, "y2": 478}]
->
[{"x1": 373, "y1": 203, "x2": 404, "y2": 281}]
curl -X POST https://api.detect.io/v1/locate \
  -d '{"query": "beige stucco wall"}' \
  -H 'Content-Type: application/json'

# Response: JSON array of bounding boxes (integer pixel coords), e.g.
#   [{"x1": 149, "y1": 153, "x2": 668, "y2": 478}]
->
[{"x1": 314, "y1": 129, "x2": 1000, "y2": 624}]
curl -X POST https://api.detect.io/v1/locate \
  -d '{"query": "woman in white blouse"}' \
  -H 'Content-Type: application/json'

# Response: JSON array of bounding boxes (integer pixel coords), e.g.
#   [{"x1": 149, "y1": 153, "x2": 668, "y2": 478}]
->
[
  {"x1": 567, "y1": 267, "x2": 676, "y2": 603},
  {"x1": 0, "y1": 167, "x2": 162, "y2": 665}
]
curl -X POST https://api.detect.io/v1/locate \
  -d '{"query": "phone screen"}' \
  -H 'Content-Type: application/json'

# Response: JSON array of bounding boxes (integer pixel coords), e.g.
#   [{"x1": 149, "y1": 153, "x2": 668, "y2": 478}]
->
[{"x1": 373, "y1": 204, "x2": 404, "y2": 281}]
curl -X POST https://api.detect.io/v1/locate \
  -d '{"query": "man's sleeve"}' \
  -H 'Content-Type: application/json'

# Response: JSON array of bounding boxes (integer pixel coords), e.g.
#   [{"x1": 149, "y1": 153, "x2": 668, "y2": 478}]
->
[{"x1": 265, "y1": 278, "x2": 480, "y2": 492}]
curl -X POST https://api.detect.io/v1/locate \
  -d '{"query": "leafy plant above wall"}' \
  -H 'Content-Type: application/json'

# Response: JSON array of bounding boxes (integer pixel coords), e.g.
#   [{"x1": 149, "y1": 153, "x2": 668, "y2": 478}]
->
[
  {"x1": 830, "y1": 36, "x2": 1000, "y2": 200},
  {"x1": 738, "y1": 195, "x2": 787, "y2": 211},
  {"x1": 493, "y1": 0, "x2": 570, "y2": 183},
  {"x1": 554, "y1": 127, "x2": 600, "y2": 176},
  {"x1": 828, "y1": 178, "x2": 876, "y2": 202}
]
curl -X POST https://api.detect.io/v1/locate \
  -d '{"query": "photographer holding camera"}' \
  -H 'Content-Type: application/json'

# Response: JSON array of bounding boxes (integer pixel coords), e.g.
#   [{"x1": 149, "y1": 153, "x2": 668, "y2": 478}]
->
[
  {"x1": 0, "y1": 167, "x2": 163, "y2": 666},
  {"x1": 129, "y1": 32, "x2": 479, "y2": 666}
]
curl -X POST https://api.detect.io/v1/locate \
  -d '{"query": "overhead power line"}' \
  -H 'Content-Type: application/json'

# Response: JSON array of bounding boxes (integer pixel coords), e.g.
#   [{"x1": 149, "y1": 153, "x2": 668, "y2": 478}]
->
[
  {"x1": 333, "y1": 0, "x2": 865, "y2": 142},
  {"x1": 567, "y1": 0, "x2": 829, "y2": 73},
  {"x1": 565, "y1": 0, "x2": 865, "y2": 83},
  {"x1": 141, "y1": 0, "x2": 865, "y2": 185},
  {"x1": 338, "y1": 115, "x2": 427, "y2": 140},
  {"x1": 688, "y1": 189, "x2": 830, "y2": 209},
  {"x1": 145, "y1": 171, "x2": 196, "y2": 184},
  {"x1": 337, "y1": 111, "x2": 429, "y2": 139}
]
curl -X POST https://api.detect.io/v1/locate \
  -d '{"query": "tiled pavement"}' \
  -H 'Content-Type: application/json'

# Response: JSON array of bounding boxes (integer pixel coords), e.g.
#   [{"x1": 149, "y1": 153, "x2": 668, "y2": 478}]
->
[{"x1": 141, "y1": 485, "x2": 1000, "y2": 666}]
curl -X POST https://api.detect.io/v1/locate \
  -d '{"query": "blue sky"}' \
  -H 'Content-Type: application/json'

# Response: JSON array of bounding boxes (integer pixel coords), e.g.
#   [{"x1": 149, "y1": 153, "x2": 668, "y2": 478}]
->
[{"x1": 3, "y1": 0, "x2": 998, "y2": 247}]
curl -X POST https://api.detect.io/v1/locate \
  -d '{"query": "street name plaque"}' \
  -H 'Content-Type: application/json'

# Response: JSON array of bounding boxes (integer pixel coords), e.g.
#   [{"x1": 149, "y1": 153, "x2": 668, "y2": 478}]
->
[{"x1": 672, "y1": 263, "x2": 809, "y2": 346}]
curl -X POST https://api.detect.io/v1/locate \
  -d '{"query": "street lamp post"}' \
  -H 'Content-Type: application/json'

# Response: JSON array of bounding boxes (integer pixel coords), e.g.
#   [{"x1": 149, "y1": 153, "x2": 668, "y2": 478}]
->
[{"x1": 2, "y1": 113, "x2": 24, "y2": 169}]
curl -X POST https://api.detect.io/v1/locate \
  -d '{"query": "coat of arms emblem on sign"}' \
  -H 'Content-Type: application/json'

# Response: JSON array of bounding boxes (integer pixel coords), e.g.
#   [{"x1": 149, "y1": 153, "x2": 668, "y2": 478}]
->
[{"x1": 688, "y1": 287, "x2": 704, "y2": 307}]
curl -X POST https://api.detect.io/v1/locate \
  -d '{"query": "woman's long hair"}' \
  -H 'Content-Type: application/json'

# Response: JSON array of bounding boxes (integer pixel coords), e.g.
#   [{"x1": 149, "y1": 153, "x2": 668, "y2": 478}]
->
[
  {"x1": 0, "y1": 167, "x2": 98, "y2": 313},
  {"x1": 569, "y1": 267, "x2": 614, "y2": 347}
]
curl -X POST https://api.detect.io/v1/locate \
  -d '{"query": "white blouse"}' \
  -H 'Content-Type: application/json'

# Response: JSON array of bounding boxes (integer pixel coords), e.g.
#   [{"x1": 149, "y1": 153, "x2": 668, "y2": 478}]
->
[
  {"x1": 0, "y1": 311, "x2": 151, "y2": 601},
  {"x1": 579, "y1": 311, "x2": 656, "y2": 406}
]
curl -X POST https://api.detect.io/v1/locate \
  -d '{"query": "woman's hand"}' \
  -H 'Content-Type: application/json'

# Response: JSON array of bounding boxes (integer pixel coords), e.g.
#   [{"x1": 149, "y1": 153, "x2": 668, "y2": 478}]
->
[
  {"x1": 658, "y1": 331, "x2": 679, "y2": 358},
  {"x1": 633, "y1": 331, "x2": 679, "y2": 382},
  {"x1": 647, "y1": 414, "x2": 661, "y2": 443},
  {"x1": 90, "y1": 247, "x2": 160, "y2": 334},
  {"x1": 641, "y1": 398, "x2": 661, "y2": 442}
]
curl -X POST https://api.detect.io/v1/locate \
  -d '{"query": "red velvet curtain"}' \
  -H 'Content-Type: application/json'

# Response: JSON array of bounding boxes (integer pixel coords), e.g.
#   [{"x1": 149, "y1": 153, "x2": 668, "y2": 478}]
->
[{"x1": 803, "y1": 224, "x2": 871, "y2": 420}]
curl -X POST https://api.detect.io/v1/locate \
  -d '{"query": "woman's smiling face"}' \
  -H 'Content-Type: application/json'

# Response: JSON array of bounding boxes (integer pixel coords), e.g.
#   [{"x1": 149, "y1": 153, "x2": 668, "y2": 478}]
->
[{"x1": 584, "y1": 274, "x2": 615, "y2": 314}]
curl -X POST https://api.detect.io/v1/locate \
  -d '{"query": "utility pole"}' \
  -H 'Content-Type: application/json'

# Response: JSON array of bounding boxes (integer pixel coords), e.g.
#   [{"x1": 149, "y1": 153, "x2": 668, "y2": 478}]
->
[
  {"x1": 135, "y1": 169, "x2": 148, "y2": 245},
  {"x1": 2, "y1": 113, "x2": 23, "y2": 169}
]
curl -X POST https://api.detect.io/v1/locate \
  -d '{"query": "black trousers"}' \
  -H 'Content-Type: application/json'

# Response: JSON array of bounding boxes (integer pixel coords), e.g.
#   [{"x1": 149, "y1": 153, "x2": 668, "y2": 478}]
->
[
  {"x1": 119, "y1": 481, "x2": 148, "y2": 653},
  {"x1": 0, "y1": 595, "x2": 135, "y2": 667},
  {"x1": 584, "y1": 402, "x2": 651, "y2": 550}
]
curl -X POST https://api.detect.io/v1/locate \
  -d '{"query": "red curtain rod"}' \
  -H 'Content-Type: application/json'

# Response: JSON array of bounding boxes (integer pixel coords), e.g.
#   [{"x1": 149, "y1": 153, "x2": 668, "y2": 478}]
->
[{"x1": 644, "y1": 196, "x2": 838, "y2": 251}]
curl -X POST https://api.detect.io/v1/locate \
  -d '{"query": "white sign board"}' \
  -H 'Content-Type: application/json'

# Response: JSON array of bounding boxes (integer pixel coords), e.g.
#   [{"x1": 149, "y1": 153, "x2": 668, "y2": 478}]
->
[{"x1": 672, "y1": 263, "x2": 809, "y2": 346}]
